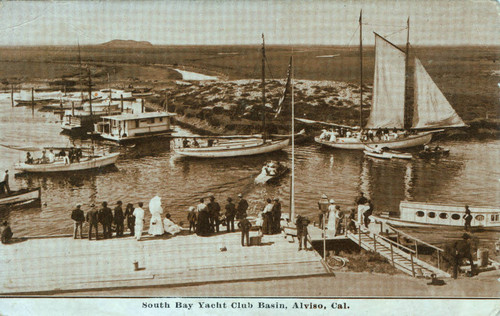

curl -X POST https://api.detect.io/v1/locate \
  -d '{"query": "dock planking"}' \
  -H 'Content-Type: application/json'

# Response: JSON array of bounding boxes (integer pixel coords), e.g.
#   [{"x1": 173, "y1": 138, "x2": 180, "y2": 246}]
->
[{"x1": 0, "y1": 231, "x2": 329, "y2": 295}]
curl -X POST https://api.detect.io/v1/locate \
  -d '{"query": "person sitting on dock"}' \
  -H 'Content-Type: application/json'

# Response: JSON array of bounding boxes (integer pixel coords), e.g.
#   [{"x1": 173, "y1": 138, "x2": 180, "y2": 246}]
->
[
  {"x1": 463, "y1": 205, "x2": 473, "y2": 232},
  {"x1": 113, "y1": 201, "x2": 124, "y2": 237},
  {"x1": 124, "y1": 203, "x2": 135, "y2": 236},
  {"x1": 1, "y1": 221, "x2": 13, "y2": 244},
  {"x1": 236, "y1": 193, "x2": 248, "y2": 220},
  {"x1": 187, "y1": 206, "x2": 197, "y2": 233},
  {"x1": 296, "y1": 215, "x2": 310, "y2": 251},
  {"x1": 86, "y1": 207, "x2": 99, "y2": 240},
  {"x1": 71, "y1": 204, "x2": 85, "y2": 239},
  {"x1": 238, "y1": 214, "x2": 252, "y2": 247},
  {"x1": 225, "y1": 197, "x2": 236, "y2": 233},
  {"x1": 133, "y1": 202, "x2": 145, "y2": 241},
  {"x1": 163, "y1": 213, "x2": 182, "y2": 236},
  {"x1": 25, "y1": 152, "x2": 34, "y2": 164},
  {"x1": 98, "y1": 202, "x2": 113, "y2": 239}
]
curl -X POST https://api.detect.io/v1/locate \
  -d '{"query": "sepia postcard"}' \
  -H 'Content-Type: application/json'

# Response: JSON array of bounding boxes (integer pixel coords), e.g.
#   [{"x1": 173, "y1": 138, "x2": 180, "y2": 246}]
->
[{"x1": 0, "y1": 0, "x2": 498, "y2": 315}]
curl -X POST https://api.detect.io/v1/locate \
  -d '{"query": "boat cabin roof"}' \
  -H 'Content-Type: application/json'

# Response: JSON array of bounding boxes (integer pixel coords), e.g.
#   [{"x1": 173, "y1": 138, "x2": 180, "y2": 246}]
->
[{"x1": 101, "y1": 112, "x2": 176, "y2": 121}]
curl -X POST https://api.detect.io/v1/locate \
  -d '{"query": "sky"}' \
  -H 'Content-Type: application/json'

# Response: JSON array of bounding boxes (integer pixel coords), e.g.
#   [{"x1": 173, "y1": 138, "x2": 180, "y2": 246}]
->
[{"x1": 0, "y1": 0, "x2": 497, "y2": 46}]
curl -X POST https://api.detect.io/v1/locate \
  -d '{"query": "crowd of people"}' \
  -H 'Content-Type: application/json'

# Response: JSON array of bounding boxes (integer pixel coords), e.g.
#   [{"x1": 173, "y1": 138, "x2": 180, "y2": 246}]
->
[
  {"x1": 319, "y1": 127, "x2": 416, "y2": 143},
  {"x1": 25, "y1": 147, "x2": 83, "y2": 165}
]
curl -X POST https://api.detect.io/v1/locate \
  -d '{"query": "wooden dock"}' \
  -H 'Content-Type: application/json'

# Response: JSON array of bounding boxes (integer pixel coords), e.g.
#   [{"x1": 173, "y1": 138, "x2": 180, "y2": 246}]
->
[{"x1": 0, "y1": 231, "x2": 330, "y2": 295}]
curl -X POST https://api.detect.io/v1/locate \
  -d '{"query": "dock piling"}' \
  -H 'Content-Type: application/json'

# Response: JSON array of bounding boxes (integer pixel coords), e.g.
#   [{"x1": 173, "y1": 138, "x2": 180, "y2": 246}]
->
[
  {"x1": 10, "y1": 85, "x2": 14, "y2": 107},
  {"x1": 31, "y1": 87, "x2": 34, "y2": 115},
  {"x1": 120, "y1": 94, "x2": 124, "y2": 112}
]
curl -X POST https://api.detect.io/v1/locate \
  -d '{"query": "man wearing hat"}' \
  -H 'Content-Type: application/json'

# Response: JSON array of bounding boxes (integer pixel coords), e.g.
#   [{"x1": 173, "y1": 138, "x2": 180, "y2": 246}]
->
[
  {"x1": 236, "y1": 193, "x2": 248, "y2": 220},
  {"x1": 113, "y1": 201, "x2": 125, "y2": 237},
  {"x1": 207, "y1": 194, "x2": 221, "y2": 233},
  {"x1": 98, "y1": 201, "x2": 113, "y2": 239},
  {"x1": 318, "y1": 194, "x2": 329, "y2": 229},
  {"x1": 452, "y1": 233, "x2": 475, "y2": 279},
  {"x1": 355, "y1": 192, "x2": 369, "y2": 227},
  {"x1": 86, "y1": 206, "x2": 99, "y2": 240},
  {"x1": 225, "y1": 197, "x2": 236, "y2": 232},
  {"x1": 71, "y1": 204, "x2": 85, "y2": 239}
]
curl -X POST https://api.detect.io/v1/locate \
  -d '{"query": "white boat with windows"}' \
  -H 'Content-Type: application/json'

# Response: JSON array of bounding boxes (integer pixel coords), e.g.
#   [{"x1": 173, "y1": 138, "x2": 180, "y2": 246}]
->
[
  {"x1": 371, "y1": 201, "x2": 500, "y2": 230},
  {"x1": 14, "y1": 152, "x2": 119, "y2": 173},
  {"x1": 94, "y1": 112, "x2": 176, "y2": 143}
]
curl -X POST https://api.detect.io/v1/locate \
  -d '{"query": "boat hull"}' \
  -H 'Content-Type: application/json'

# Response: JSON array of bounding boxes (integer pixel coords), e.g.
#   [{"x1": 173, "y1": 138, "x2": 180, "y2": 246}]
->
[
  {"x1": 315, "y1": 132, "x2": 433, "y2": 150},
  {"x1": 174, "y1": 139, "x2": 290, "y2": 158},
  {"x1": 14, "y1": 153, "x2": 120, "y2": 173},
  {"x1": 371, "y1": 214, "x2": 500, "y2": 231},
  {"x1": 0, "y1": 188, "x2": 41, "y2": 206},
  {"x1": 255, "y1": 167, "x2": 289, "y2": 184}
]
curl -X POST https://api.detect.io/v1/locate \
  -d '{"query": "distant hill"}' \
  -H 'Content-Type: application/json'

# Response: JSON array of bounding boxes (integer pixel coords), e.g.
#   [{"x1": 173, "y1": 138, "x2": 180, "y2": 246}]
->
[{"x1": 99, "y1": 39, "x2": 153, "y2": 48}]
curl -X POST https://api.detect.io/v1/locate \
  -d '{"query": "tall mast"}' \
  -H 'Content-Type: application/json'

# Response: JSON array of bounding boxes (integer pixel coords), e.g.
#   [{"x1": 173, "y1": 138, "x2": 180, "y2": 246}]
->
[
  {"x1": 261, "y1": 33, "x2": 266, "y2": 139},
  {"x1": 404, "y1": 17, "x2": 411, "y2": 129},
  {"x1": 290, "y1": 55, "x2": 295, "y2": 220},
  {"x1": 359, "y1": 10, "x2": 363, "y2": 128},
  {"x1": 78, "y1": 41, "x2": 83, "y2": 101},
  {"x1": 87, "y1": 67, "x2": 93, "y2": 118}
]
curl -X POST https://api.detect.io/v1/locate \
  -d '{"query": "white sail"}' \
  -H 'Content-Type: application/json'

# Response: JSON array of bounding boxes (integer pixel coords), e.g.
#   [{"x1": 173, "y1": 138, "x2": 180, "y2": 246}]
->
[
  {"x1": 412, "y1": 58, "x2": 466, "y2": 129},
  {"x1": 365, "y1": 34, "x2": 406, "y2": 129}
]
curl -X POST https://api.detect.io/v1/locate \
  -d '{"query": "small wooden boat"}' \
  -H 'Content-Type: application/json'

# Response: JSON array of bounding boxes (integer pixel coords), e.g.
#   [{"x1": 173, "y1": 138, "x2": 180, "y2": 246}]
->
[
  {"x1": 417, "y1": 146, "x2": 450, "y2": 159},
  {"x1": 173, "y1": 138, "x2": 289, "y2": 158},
  {"x1": 371, "y1": 201, "x2": 500, "y2": 231},
  {"x1": 364, "y1": 145, "x2": 412, "y2": 160},
  {"x1": 14, "y1": 153, "x2": 120, "y2": 173},
  {"x1": 0, "y1": 187, "x2": 41, "y2": 206},
  {"x1": 255, "y1": 161, "x2": 289, "y2": 184}
]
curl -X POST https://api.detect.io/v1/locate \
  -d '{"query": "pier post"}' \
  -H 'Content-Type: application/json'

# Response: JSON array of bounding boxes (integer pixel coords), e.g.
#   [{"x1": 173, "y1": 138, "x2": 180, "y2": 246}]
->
[
  {"x1": 358, "y1": 229, "x2": 361, "y2": 247},
  {"x1": 141, "y1": 98, "x2": 145, "y2": 113},
  {"x1": 120, "y1": 94, "x2": 124, "y2": 112},
  {"x1": 11, "y1": 85, "x2": 14, "y2": 107},
  {"x1": 31, "y1": 87, "x2": 34, "y2": 115}
]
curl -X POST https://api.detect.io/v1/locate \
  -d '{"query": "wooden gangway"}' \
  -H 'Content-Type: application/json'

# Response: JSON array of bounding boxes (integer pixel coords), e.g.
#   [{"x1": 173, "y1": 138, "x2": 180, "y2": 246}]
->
[{"x1": 346, "y1": 227, "x2": 450, "y2": 278}]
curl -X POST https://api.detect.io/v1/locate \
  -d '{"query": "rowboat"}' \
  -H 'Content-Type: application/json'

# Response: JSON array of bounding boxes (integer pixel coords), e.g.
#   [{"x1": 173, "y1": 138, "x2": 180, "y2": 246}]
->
[
  {"x1": 371, "y1": 201, "x2": 500, "y2": 231},
  {"x1": 364, "y1": 145, "x2": 412, "y2": 159},
  {"x1": 173, "y1": 138, "x2": 289, "y2": 158},
  {"x1": 417, "y1": 146, "x2": 450, "y2": 159},
  {"x1": 14, "y1": 152, "x2": 119, "y2": 173},
  {"x1": 0, "y1": 188, "x2": 41, "y2": 206},
  {"x1": 255, "y1": 161, "x2": 289, "y2": 184}
]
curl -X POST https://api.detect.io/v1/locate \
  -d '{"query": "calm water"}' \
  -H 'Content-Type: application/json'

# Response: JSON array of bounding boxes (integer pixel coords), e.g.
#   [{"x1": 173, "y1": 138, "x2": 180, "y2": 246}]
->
[{"x1": 0, "y1": 95, "x2": 498, "y2": 249}]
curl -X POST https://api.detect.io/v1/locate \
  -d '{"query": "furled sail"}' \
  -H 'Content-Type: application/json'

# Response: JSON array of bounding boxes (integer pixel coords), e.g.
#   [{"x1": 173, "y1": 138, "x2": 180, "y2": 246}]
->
[
  {"x1": 412, "y1": 58, "x2": 466, "y2": 129},
  {"x1": 365, "y1": 34, "x2": 406, "y2": 129},
  {"x1": 274, "y1": 57, "x2": 292, "y2": 118}
]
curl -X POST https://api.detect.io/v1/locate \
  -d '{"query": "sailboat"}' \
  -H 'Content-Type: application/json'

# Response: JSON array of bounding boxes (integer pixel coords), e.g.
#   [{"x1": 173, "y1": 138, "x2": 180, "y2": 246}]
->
[
  {"x1": 173, "y1": 34, "x2": 289, "y2": 158},
  {"x1": 313, "y1": 13, "x2": 465, "y2": 150}
]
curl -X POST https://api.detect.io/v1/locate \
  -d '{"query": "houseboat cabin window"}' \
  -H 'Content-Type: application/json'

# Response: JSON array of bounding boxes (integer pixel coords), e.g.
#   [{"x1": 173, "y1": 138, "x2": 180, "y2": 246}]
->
[
  {"x1": 439, "y1": 213, "x2": 448, "y2": 219},
  {"x1": 135, "y1": 120, "x2": 140, "y2": 128},
  {"x1": 428, "y1": 212, "x2": 436, "y2": 218},
  {"x1": 451, "y1": 214, "x2": 460, "y2": 220},
  {"x1": 416, "y1": 211, "x2": 425, "y2": 217},
  {"x1": 475, "y1": 215, "x2": 484, "y2": 221},
  {"x1": 149, "y1": 118, "x2": 155, "y2": 124},
  {"x1": 159, "y1": 117, "x2": 163, "y2": 122},
  {"x1": 491, "y1": 214, "x2": 499, "y2": 222}
]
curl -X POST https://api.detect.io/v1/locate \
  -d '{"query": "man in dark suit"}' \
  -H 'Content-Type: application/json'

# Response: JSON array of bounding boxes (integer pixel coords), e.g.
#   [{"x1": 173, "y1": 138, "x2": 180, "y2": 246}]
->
[
  {"x1": 272, "y1": 198, "x2": 282, "y2": 234},
  {"x1": 86, "y1": 207, "x2": 99, "y2": 240},
  {"x1": 296, "y1": 215, "x2": 310, "y2": 251},
  {"x1": 71, "y1": 204, "x2": 85, "y2": 239},
  {"x1": 207, "y1": 195, "x2": 221, "y2": 233},
  {"x1": 452, "y1": 233, "x2": 475, "y2": 279},
  {"x1": 236, "y1": 193, "x2": 249, "y2": 220},
  {"x1": 113, "y1": 201, "x2": 124, "y2": 237},
  {"x1": 238, "y1": 215, "x2": 252, "y2": 246},
  {"x1": 1, "y1": 221, "x2": 13, "y2": 244},
  {"x1": 225, "y1": 197, "x2": 236, "y2": 232},
  {"x1": 98, "y1": 201, "x2": 113, "y2": 239}
]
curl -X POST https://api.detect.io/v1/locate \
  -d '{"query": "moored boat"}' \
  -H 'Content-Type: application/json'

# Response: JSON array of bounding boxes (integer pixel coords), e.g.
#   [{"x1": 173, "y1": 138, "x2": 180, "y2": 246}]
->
[
  {"x1": 14, "y1": 152, "x2": 120, "y2": 173},
  {"x1": 371, "y1": 201, "x2": 500, "y2": 230},
  {"x1": 173, "y1": 138, "x2": 289, "y2": 158},
  {"x1": 364, "y1": 145, "x2": 412, "y2": 159},
  {"x1": 0, "y1": 188, "x2": 41, "y2": 206},
  {"x1": 417, "y1": 146, "x2": 450, "y2": 159}
]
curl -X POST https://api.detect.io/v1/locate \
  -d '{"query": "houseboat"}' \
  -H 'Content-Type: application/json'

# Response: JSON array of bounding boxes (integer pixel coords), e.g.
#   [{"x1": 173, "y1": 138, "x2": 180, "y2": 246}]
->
[
  {"x1": 371, "y1": 201, "x2": 500, "y2": 231},
  {"x1": 94, "y1": 112, "x2": 176, "y2": 143}
]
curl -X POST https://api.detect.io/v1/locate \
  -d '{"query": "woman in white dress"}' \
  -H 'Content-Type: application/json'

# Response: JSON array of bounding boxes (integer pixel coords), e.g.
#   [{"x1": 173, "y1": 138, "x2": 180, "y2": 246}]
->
[
  {"x1": 148, "y1": 196, "x2": 165, "y2": 236},
  {"x1": 326, "y1": 199, "x2": 337, "y2": 233},
  {"x1": 163, "y1": 213, "x2": 182, "y2": 236}
]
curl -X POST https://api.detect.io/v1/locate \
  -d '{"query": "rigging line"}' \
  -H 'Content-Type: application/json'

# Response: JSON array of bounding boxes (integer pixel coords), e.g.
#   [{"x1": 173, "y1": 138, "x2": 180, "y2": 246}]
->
[
  {"x1": 383, "y1": 26, "x2": 409, "y2": 39},
  {"x1": 346, "y1": 24, "x2": 360, "y2": 47},
  {"x1": 264, "y1": 55, "x2": 275, "y2": 81},
  {"x1": 362, "y1": 22, "x2": 407, "y2": 28}
]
